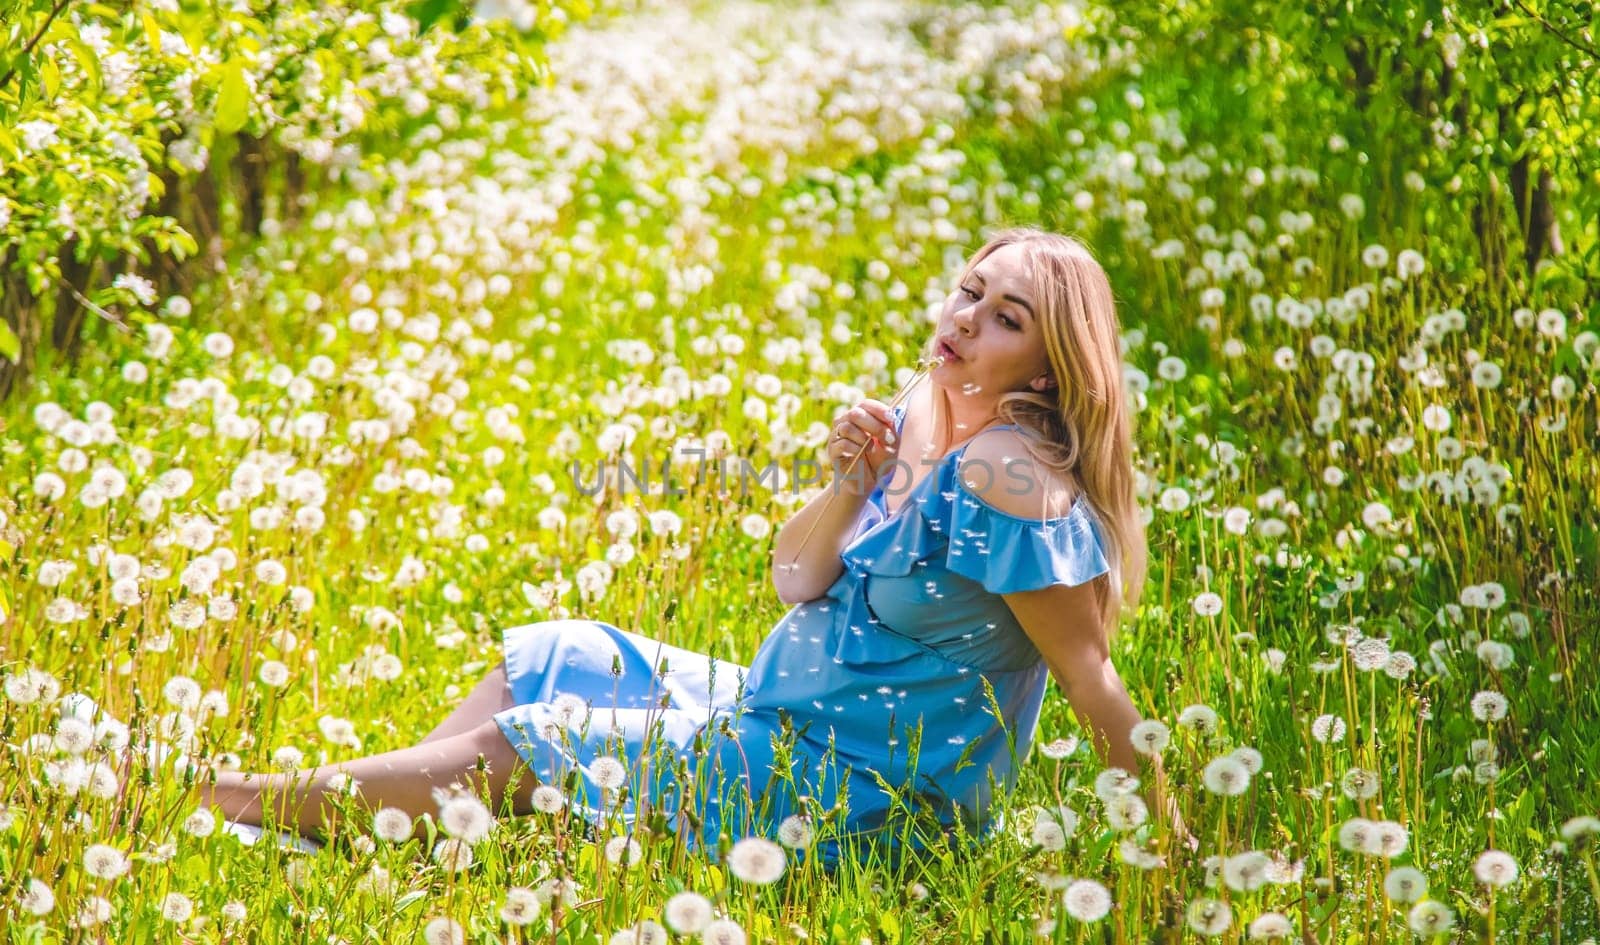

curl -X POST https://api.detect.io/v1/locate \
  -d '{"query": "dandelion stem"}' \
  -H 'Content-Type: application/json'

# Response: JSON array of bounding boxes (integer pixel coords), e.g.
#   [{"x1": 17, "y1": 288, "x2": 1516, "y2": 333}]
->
[{"x1": 783, "y1": 357, "x2": 940, "y2": 567}]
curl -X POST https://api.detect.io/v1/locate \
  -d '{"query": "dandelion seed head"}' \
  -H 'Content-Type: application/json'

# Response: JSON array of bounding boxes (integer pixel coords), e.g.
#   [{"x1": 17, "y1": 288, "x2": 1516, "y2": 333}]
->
[
  {"x1": 1474, "y1": 849, "x2": 1519, "y2": 887},
  {"x1": 663, "y1": 891, "x2": 713, "y2": 934},
  {"x1": 500, "y1": 886, "x2": 542, "y2": 926},
  {"x1": 726, "y1": 836, "x2": 785, "y2": 885},
  {"x1": 1062, "y1": 879, "x2": 1112, "y2": 921},
  {"x1": 1177, "y1": 704, "x2": 1219, "y2": 734},
  {"x1": 1202, "y1": 756, "x2": 1250, "y2": 796},
  {"x1": 1087, "y1": 769, "x2": 1136, "y2": 805},
  {"x1": 1471, "y1": 690, "x2": 1509, "y2": 723},
  {"x1": 1187, "y1": 898, "x2": 1233, "y2": 936},
  {"x1": 1384, "y1": 866, "x2": 1428, "y2": 902},
  {"x1": 530, "y1": 785, "x2": 566, "y2": 814},
  {"x1": 1247, "y1": 911, "x2": 1293, "y2": 940},
  {"x1": 1407, "y1": 900, "x2": 1455, "y2": 934},
  {"x1": 423, "y1": 917, "x2": 465, "y2": 945}
]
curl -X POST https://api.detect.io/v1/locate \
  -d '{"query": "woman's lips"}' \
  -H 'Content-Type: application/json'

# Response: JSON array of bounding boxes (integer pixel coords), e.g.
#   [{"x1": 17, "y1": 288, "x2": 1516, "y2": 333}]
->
[{"x1": 938, "y1": 340, "x2": 962, "y2": 362}]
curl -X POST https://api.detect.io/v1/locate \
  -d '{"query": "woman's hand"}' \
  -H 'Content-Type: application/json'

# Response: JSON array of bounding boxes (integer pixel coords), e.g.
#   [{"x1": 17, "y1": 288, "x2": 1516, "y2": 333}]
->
[
  {"x1": 1160, "y1": 790, "x2": 1200, "y2": 854},
  {"x1": 827, "y1": 399, "x2": 900, "y2": 495}
]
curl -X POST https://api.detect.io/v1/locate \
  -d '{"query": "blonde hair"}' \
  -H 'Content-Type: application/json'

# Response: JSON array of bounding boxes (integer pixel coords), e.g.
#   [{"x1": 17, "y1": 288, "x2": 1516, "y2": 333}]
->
[{"x1": 921, "y1": 226, "x2": 1148, "y2": 640}]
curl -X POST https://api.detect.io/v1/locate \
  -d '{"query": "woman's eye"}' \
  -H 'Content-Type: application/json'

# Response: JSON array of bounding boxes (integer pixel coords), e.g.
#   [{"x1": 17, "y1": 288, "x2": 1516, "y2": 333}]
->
[
  {"x1": 961, "y1": 285, "x2": 980, "y2": 301},
  {"x1": 999, "y1": 314, "x2": 1018, "y2": 329}
]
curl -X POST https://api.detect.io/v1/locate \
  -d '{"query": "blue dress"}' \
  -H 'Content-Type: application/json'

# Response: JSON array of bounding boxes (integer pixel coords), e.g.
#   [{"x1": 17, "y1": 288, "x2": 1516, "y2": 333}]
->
[{"x1": 493, "y1": 406, "x2": 1111, "y2": 862}]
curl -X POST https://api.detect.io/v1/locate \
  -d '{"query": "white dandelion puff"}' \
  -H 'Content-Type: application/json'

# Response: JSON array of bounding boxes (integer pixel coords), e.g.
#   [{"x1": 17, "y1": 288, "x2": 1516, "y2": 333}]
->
[
  {"x1": 438, "y1": 796, "x2": 494, "y2": 843},
  {"x1": 1177, "y1": 704, "x2": 1219, "y2": 734},
  {"x1": 1187, "y1": 898, "x2": 1233, "y2": 936},
  {"x1": 423, "y1": 917, "x2": 465, "y2": 945},
  {"x1": 1471, "y1": 690, "x2": 1509, "y2": 723},
  {"x1": 1202, "y1": 756, "x2": 1251, "y2": 796},
  {"x1": 1407, "y1": 901, "x2": 1455, "y2": 935},
  {"x1": 589, "y1": 756, "x2": 627, "y2": 790},
  {"x1": 82, "y1": 844, "x2": 129, "y2": 880},
  {"x1": 1473, "y1": 850, "x2": 1519, "y2": 887},
  {"x1": 1129, "y1": 720, "x2": 1170, "y2": 756},
  {"x1": 1062, "y1": 879, "x2": 1112, "y2": 921},
  {"x1": 500, "y1": 886, "x2": 542, "y2": 926},
  {"x1": 663, "y1": 891, "x2": 713, "y2": 933},
  {"x1": 1247, "y1": 911, "x2": 1293, "y2": 940},
  {"x1": 726, "y1": 836, "x2": 786, "y2": 885},
  {"x1": 1384, "y1": 866, "x2": 1428, "y2": 902},
  {"x1": 373, "y1": 807, "x2": 413, "y2": 842}
]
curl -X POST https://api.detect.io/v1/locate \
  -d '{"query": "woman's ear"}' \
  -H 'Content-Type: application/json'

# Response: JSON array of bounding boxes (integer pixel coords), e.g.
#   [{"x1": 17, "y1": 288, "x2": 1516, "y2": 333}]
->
[{"x1": 1031, "y1": 374, "x2": 1057, "y2": 392}]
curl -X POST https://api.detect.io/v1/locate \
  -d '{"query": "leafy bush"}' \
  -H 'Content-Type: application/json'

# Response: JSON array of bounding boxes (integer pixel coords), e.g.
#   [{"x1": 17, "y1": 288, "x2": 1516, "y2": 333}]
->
[{"x1": 0, "y1": 0, "x2": 593, "y2": 395}]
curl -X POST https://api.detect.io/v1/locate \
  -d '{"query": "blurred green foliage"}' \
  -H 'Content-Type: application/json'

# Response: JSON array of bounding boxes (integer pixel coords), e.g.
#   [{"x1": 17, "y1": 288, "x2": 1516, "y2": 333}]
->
[{"x1": 0, "y1": 0, "x2": 593, "y2": 394}]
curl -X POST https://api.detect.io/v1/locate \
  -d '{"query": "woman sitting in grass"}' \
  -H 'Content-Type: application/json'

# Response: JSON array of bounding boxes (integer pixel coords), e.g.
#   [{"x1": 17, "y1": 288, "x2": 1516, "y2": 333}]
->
[{"x1": 204, "y1": 226, "x2": 1157, "y2": 864}]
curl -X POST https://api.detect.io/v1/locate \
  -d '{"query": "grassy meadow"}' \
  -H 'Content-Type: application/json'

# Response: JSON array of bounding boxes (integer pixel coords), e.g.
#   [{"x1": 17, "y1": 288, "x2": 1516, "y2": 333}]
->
[{"x1": 2, "y1": 0, "x2": 1598, "y2": 941}]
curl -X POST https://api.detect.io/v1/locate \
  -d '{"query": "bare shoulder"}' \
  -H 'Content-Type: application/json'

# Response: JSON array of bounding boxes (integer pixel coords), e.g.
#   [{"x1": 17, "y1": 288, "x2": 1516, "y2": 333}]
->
[{"x1": 956, "y1": 427, "x2": 1079, "y2": 519}]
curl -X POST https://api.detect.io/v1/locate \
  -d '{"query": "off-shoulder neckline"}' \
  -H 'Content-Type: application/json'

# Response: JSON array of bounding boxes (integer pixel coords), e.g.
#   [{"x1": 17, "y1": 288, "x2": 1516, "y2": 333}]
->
[{"x1": 876, "y1": 404, "x2": 1085, "y2": 525}]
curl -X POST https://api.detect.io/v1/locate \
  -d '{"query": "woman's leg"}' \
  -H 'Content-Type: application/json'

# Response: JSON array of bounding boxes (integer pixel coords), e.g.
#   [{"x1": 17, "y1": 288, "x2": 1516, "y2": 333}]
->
[
  {"x1": 201, "y1": 720, "x2": 534, "y2": 840},
  {"x1": 420, "y1": 662, "x2": 516, "y2": 744}
]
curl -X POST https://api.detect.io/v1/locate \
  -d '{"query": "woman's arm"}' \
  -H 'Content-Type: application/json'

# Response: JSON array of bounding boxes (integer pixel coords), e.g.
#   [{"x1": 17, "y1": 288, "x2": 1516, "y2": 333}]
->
[
  {"x1": 771, "y1": 399, "x2": 899, "y2": 605},
  {"x1": 1006, "y1": 580, "x2": 1141, "y2": 771}
]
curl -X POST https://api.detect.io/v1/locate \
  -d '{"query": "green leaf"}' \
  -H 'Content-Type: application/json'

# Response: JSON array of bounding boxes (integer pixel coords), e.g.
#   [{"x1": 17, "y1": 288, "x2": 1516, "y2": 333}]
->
[
  {"x1": 408, "y1": 0, "x2": 458, "y2": 34},
  {"x1": 878, "y1": 910, "x2": 901, "y2": 939},
  {"x1": 213, "y1": 60, "x2": 249, "y2": 135},
  {"x1": 68, "y1": 38, "x2": 101, "y2": 92},
  {"x1": 0, "y1": 319, "x2": 20, "y2": 363}
]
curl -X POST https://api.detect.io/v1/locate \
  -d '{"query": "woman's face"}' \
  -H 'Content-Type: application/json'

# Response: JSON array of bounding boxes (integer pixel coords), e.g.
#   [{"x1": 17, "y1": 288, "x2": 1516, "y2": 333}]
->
[{"x1": 930, "y1": 243, "x2": 1053, "y2": 402}]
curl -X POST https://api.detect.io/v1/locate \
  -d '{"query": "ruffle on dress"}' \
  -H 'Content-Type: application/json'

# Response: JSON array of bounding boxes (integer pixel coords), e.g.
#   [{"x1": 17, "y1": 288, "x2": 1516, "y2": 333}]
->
[{"x1": 839, "y1": 434, "x2": 1111, "y2": 596}]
